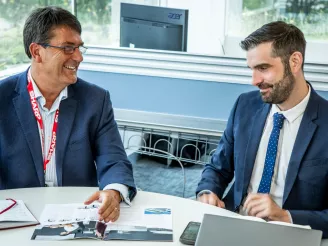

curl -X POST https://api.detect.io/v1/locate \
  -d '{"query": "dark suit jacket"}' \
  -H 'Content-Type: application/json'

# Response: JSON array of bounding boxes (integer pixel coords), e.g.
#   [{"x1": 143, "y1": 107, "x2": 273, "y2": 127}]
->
[
  {"x1": 0, "y1": 70, "x2": 136, "y2": 200},
  {"x1": 196, "y1": 86, "x2": 328, "y2": 237}
]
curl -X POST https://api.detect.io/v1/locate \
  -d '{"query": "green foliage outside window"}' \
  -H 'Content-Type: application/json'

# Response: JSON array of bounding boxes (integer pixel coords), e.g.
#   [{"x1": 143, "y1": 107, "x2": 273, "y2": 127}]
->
[
  {"x1": 77, "y1": 0, "x2": 112, "y2": 46},
  {"x1": 243, "y1": 0, "x2": 273, "y2": 10},
  {"x1": 0, "y1": 0, "x2": 71, "y2": 71},
  {"x1": 0, "y1": 0, "x2": 111, "y2": 71},
  {"x1": 241, "y1": 0, "x2": 328, "y2": 40}
]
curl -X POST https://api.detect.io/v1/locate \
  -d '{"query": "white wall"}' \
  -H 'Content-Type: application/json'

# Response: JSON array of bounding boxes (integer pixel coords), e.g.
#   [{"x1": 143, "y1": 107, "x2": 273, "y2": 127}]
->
[{"x1": 166, "y1": 0, "x2": 226, "y2": 56}]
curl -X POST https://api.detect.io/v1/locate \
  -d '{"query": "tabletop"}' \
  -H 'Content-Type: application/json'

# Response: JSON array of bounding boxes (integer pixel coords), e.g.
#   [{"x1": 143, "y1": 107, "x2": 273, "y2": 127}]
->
[{"x1": 0, "y1": 187, "x2": 327, "y2": 245}]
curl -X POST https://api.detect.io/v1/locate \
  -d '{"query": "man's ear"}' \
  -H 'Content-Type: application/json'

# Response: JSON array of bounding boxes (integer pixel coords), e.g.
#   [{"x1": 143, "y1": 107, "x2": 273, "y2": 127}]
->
[
  {"x1": 29, "y1": 43, "x2": 42, "y2": 63},
  {"x1": 289, "y1": 51, "x2": 303, "y2": 74}
]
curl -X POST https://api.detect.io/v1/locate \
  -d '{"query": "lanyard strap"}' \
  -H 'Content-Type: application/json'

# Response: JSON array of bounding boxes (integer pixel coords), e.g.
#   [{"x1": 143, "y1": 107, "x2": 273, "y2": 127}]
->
[{"x1": 27, "y1": 71, "x2": 59, "y2": 171}]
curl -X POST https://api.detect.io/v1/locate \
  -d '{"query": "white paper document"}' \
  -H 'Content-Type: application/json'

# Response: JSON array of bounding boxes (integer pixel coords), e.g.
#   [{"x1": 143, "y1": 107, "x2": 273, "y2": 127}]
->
[
  {"x1": 0, "y1": 200, "x2": 37, "y2": 222},
  {"x1": 39, "y1": 203, "x2": 102, "y2": 225},
  {"x1": 234, "y1": 215, "x2": 311, "y2": 229},
  {"x1": 39, "y1": 203, "x2": 172, "y2": 229}
]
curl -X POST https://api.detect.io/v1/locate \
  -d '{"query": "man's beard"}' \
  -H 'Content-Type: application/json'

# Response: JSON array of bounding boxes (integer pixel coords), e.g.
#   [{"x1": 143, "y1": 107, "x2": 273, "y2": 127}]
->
[{"x1": 259, "y1": 64, "x2": 295, "y2": 104}]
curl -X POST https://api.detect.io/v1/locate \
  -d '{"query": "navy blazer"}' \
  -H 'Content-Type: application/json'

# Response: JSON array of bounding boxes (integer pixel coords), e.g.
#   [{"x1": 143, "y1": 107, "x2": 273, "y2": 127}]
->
[
  {"x1": 197, "y1": 87, "x2": 328, "y2": 237},
  {"x1": 0, "y1": 70, "x2": 136, "y2": 200}
]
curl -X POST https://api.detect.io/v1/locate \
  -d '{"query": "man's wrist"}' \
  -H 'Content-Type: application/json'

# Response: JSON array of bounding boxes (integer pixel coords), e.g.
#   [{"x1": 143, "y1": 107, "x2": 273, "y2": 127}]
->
[
  {"x1": 106, "y1": 189, "x2": 121, "y2": 203},
  {"x1": 197, "y1": 190, "x2": 213, "y2": 199},
  {"x1": 103, "y1": 183, "x2": 131, "y2": 205}
]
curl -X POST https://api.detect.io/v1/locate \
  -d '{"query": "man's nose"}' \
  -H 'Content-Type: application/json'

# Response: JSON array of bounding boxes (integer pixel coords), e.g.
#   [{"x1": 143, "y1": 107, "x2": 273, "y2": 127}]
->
[
  {"x1": 251, "y1": 70, "x2": 263, "y2": 87},
  {"x1": 72, "y1": 47, "x2": 83, "y2": 63}
]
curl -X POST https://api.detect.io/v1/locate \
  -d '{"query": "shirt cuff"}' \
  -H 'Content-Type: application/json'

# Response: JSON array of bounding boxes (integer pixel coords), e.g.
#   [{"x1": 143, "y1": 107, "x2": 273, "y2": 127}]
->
[
  {"x1": 103, "y1": 183, "x2": 131, "y2": 206},
  {"x1": 196, "y1": 190, "x2": 213, "y2": 199},
  {"x1": 286, "y1": 210, "x2": 293, "y2": 224}
]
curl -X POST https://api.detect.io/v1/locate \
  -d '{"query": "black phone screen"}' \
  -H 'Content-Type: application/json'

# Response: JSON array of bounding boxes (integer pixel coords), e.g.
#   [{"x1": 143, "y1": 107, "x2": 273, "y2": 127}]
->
[{"x1": 180, "y1": 221, "x2": 201, "y2": 244}]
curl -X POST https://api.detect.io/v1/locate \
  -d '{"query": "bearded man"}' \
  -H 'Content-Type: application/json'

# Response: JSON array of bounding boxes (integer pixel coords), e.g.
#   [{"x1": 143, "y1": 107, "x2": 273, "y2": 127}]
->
[{"x1": 196, "y1": 21, "x2": 328, "y2": 238}]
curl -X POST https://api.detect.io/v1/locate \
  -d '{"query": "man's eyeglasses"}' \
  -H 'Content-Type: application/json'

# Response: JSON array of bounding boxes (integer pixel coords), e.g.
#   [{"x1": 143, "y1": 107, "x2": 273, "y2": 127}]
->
[
  {"x1": 0, "y1": 198, "x2": 17, "y2": 215},
  {"x1": 38, "y1": 43, "x2": 88, "y2": 54}
]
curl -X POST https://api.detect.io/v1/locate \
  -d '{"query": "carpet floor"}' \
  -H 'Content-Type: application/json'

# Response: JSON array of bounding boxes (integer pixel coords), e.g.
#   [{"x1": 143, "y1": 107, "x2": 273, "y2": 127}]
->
[{"x1": 131, "y1": 156, "x2": 204, "y2": 198}]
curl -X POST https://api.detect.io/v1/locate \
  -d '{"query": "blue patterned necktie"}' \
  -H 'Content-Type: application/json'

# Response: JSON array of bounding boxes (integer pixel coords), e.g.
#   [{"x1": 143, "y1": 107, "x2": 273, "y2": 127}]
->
[{"x1": 258, "y1": 112, "x2": 285, "y2": 194}]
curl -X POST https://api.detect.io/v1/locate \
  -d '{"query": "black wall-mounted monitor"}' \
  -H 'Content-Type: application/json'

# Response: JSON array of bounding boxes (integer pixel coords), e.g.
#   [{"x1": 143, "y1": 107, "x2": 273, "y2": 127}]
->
[{"x1": 120, "y1": 3, "x2": 188, "y2": 52}]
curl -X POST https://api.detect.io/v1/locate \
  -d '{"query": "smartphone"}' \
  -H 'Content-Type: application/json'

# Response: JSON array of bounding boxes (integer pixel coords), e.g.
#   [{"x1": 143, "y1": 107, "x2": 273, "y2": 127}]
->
[{"x1": 179, "y1": 221, "x2": 201, "y2": 245}]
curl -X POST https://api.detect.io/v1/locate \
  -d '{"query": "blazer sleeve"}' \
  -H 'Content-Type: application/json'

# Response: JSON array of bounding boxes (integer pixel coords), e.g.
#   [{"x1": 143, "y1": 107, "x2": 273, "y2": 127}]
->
[
  {"x1": 94, "y1": 91, "x2": 137, "y2": 200},
  {"x1": 289, "y1": 210, "x2": 328, "y2": 238},
  {"x1": 0, "y1": 144, "x2": 3, "y2": 189},
  {"x1": 196, "y1": 95, "x2": 241, "y2": 199}
]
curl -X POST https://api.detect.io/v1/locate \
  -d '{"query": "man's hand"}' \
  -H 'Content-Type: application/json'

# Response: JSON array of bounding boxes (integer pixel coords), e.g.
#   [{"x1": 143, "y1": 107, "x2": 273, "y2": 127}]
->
[
  {"x1": 197, "y1": 192, "x2": 225, "y2": 208},
  {"x1": 243, "y1": 193, "x2": 291, "y2": 223},
  {"x1": 84, "y1": 190, "x2": 121, "y2": 223}
]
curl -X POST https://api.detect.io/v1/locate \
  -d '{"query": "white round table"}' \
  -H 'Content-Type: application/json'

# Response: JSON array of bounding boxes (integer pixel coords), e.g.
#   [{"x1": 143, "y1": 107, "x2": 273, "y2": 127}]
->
[{"x1": 0, "y1": 187, "x2": 327, "y2": 245}]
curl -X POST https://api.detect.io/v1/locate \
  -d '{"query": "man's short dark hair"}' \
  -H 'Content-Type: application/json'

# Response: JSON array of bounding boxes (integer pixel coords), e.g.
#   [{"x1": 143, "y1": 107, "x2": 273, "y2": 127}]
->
[
  {"x1": 240, "y1": 21, "x2": 306, "y2": 69},
  {"x1": 23, "y1": 6, "x2": 82, "y2": 59}
]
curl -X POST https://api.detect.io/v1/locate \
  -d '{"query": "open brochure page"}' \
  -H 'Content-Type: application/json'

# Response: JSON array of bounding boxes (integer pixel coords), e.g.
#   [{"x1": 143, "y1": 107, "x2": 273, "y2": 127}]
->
[
  {"x1": 39, "y1": 203, "x2": 101, "y2": 225},
  {"x1": 32, "y1": 204, "x2": 172, "y2": 241},
  {"x1": 31, "y1": 220, "x2": 107, "y2": 240},
  {"x1": 105, "y1": 208, "x2": 173, "y2": 241}
]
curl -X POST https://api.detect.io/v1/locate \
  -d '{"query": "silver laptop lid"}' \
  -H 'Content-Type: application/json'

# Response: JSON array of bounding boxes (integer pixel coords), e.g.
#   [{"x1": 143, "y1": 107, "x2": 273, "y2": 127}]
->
[{"x1": 195, "y1": 214, "x2": 322, "y2": 246}]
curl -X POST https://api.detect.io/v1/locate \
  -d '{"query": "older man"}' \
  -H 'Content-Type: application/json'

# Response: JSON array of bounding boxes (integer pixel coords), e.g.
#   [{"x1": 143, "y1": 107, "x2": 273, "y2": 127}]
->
[{"x1": 0, "y1": 6, "x2": 136, "y2": 223}]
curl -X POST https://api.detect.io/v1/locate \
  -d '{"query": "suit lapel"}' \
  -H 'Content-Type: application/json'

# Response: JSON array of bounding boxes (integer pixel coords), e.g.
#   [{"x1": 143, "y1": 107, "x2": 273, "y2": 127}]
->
[
  {"x1": 283, "y1": 89, "x2": 318, "y2": 205},
  {"x1": 12, "y1": 71, "x2": 44, "y2": 186},
  {"x1": 242, "y1": 103, "x2": 271, "y2": 197},
  {"x1": 55, "y1": 86, "x2": 77, "y2": 186}
]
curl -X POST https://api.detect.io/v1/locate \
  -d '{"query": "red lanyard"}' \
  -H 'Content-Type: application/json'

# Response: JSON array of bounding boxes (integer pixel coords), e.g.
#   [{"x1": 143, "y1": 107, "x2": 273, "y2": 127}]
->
[{"x1": 27, "y1": 71, "x2": 59, "y2": 172}]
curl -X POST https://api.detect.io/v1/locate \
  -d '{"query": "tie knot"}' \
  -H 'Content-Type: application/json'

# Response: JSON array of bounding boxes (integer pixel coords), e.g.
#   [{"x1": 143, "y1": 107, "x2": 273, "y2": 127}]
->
[{"x1": 273, "y1": 113, "x2": 285, "y2": 129}]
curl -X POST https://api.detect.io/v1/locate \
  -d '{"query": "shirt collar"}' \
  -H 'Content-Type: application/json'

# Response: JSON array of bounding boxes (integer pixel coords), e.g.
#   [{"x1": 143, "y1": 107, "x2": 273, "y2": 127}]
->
[
  {"x1": 271, "y1": 84, "x2": 311, "y2": 123},
  {"x1": 29, "y1": 69, "x2": 68, "y2": 111}
]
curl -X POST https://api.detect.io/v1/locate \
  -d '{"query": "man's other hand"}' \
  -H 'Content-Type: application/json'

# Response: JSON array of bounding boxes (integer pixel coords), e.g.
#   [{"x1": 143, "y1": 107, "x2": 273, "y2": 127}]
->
[
  {"x1": 244, "y1": 193, "x2": 291, "y2": 223},
  {"x1": 197, "y1": 192, "x2": 225, "y2": 208},
  {"x1": 84, "y1": 190, "x2": 121, "y2": 223}
]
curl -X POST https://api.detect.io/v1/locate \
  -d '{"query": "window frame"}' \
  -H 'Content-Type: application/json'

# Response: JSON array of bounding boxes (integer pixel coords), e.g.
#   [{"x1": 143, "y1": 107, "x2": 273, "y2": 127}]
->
[{"x1": 1, "y1": 0, "x2": 327, "y2": 89}]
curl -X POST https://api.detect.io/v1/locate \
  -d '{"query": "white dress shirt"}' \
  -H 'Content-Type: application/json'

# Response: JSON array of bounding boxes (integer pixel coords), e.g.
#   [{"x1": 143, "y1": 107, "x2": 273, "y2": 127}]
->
[
  {"x1": 239, "y1": 85, "x2": 311, "y2": 215},
  {"x1": 30, "y1": 73, "x2": 130, "y2": 204}
]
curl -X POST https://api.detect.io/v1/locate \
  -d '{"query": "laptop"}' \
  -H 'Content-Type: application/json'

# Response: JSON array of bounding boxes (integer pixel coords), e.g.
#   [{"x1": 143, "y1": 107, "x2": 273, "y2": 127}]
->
[{"x1": 195, "y1": 214, "x2": 322, "y2": 246}]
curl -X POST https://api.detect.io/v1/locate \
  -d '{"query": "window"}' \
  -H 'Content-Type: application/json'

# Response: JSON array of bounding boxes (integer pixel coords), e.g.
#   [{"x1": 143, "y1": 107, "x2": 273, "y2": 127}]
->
[
  {"x1": 0, "y1": 0, "x2": 327, "y2": 73},
  {"x1": 0, "y1": 0, "x2": 72, "y2": 72},
  {"x1": 0, "y1": 0, "x2": 162, "y2": 72},
  {"x1": 226, "y1": 0, "x2": 328, "y2": 62},
  {"x1": 228, "y1": 0, "x2": 328, "y2": 39},
  {"x1": 77, "y1": 0, "x2": 160, "y2": 47}
]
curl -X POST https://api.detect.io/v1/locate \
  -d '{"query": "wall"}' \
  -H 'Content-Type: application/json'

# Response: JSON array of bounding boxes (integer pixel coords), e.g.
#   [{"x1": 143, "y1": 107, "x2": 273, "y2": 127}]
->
[
  {"x1": 165, "y1": 0, "x2": 226, "y2": 56},
  {"x1": 78, "y1": 70, "x2": 328, "y2": 122}
]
